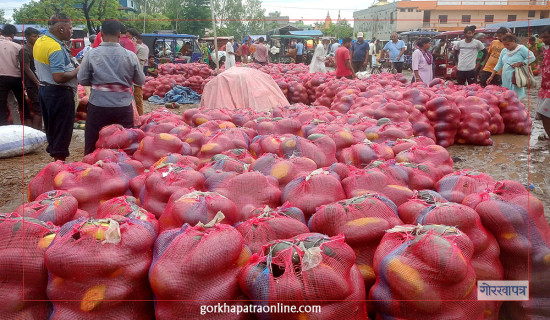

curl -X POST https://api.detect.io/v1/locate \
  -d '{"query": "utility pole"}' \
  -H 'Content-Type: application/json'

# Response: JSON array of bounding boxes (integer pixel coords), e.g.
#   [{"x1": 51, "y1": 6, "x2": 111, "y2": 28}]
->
[
  {"x1": 209, "y1": 0, "x2": 219, "y2": 73},
  {"x1": 143, "y1": 0, "x2": 146, "y2": 33}
]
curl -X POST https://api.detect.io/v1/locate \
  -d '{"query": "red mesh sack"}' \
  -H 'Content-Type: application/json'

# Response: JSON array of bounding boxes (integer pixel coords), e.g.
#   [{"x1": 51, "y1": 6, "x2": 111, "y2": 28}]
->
[
  {"x1": 82, "y1": 149, "x2": 145, "y2": 181},
  {"x1": 408, "y1": 107, "x2": 437, "y2": 142},
  {"x1": 252, "y1": 117, "x2": 302, "y2": 136},
  {"x1": 28, "y1": 160, "x2": 70, "y2": 201},
  {"x1": 425, "y1": 96, "x2": 461, "y2": 147},
  {"x1": 220, "y1": 148, "x2": 256, "y2": 164},
  {"x1": 199, "y1": 155, "x2": 249, "y2": 178},
  {"x1": 397, "y1": 200, "x2": 504, "y2": 319},
  {"x1": 462, "y1": 190, "x2": 550, "y2": 319},
  {"x1": 281, "y1": 168, "x2": 346, "y2": 218},
  {"x1": 239, "y1": 233, "x2": 368, "y2": 319},
  {"x1": 454, "y1": 96, "x2": 493, "y2": 145},
  {"x1": 498, "y1": 90, "x2": 531, "y2": 134},
  {"x1": 365, "y1": 120, "x2": 414, "y2": 143},
  {"x1": 96, "y1": 195, "x2": 159, "y2": 232},
  {"x1": 50, "y1": 161, "x2": 131, "y2": 217},
  {"x1": 250, "y1": 153, "x2": 317, "y2": 190},
  {"x1": 141, "y1": 163, "x2": 206, "y2": 218},
  {"x1": 338, "y1": 141, "x2": 395, "y2": 168},
  {"x1": 45, "y1": 217, "x2": 156, "y2": 319},
  {"x1": 370, "y1": 224, "x2": 485, "y2": 320},
  {"x1": 15, "y1": 190, "x2": 80, "y2": 226},
  {"x1": 388, "y1": 136, "x2": 436, "y2": 155},
  {"x1": 159, "y1": 190, "x2": 239, "y2": 232},
  {"x1": 210, "y1": 172, "x2": 282, "y2": 220},
  {"x1": 279, "y1": 134, "x2": 337, "y2": 167},
  {"x1": 303, "y1": 124, "x2": 366, "y2": 156},
  {"x1": 309, "y1": 194, "x2": 402, "y2": 290},
  {"x1": 150, "y1": 216, "x2": 252, "y2": 320},
  {"x1": 396, "y1": 190, "x2": 448, "y2": 224},
  {"x1": 247, "y1": 202, "x2": 306, "y2": 225},
  {"x1": 198, "y1": 128, "x2": 251, "y2": 161},
  {"x1": 342, "y1": 167, "x2": 413, "y2": 206},
  {"x1": 395, "y1": 162, "x2": 445, "y2": 191},
  {"x1": 133, "y1": 133, "x2": 193, "y2": 168},
  {"x1": 249, "y1": 134, "x2": 287, "y2": 158},
  {"x1": 152, "y1": 153, "x2": 202, "y2": 170},
  {"x1": 235, "y1": 209, "x2": 310, "y2": 254},
  {"x1": 95, "y1": 124, "x2": 145, "y2": 155},
  {"x1": 143, "y1": 122, "x2": 180, "y2": 135},
  {"x1": 436, "y1": 169, "x2": 497, "y2": 203},
  {"x1": 0, "y1": 214, "x2": 57, "y2": 319},
  {"x1": 395, "y1": 145, "x2": 454, "y2": 176}
]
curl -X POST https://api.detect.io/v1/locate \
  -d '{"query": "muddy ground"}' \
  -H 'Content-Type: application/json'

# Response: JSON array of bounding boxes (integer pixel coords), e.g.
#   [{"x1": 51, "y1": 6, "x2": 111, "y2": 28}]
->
[{"x1": 1, "y1": 82, "x2": 548, "y2": 224}]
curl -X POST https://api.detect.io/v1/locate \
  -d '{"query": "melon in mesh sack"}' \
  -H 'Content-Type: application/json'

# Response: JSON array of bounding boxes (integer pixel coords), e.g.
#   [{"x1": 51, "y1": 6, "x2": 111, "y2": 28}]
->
[
  {"x1": 281, "y1": 168, "x2": 346, "y2": 219},
  {"x1": 395, "y1": 144, "x2": 454, "y2": 176},
  {"x1": 309, "y1": 194, "x2": 402, "y2": 291},
  {"x1": 247, "y1": 202, "x2": 306, "y2": 224},
  {"x1": 199, "y1": 155, "x2": 249, "y2": 179},
  {"x1": 198, "y1": 128, "x2": 251, "y2": 161},
  {"x1": 239, "y1": 233, "x2": 368, "y2": 320},
  {"x1": 45, "y1": 217, "x2": 156, "y2": 319},
  {"x1": 15, "y1": 190, "x2": 87, "y2": 226},
  {"x1": 159, "y1": 190, "x2": 239, "y2": 232},
  {"x1": 280, "y1": 134, "x2": 337, "y2": 167},
  {"x1": 97, "y1": 195, "x2": 159, "y2": 232},
  {"x1": 462, "y1": 187, "x2": 550, "y2": 320},
  {"x1": 250, "y1": 153, "x2": 317, "y2": 190},
  {"x1": 133, "y1": 133, "x2": 193, "y2": 168},
  {"x1": 82, "y1": 148, "x2": 145, "y2": 180},
  {"x1": 95, "y1": 124, "x2": 145, "y2": 155},
  {"x1": 140, "y1": 162, "x2": 206, "y2": 218},
  {"x1": 0, "y1": 214, "x2": 57, "y2": 319},
  {"x1": 436, "y1": 169, "x2": 497, "y2": 203},
  {"x1": 219, "y1": 148, "x2": 256, "y2": 165},
  {"x1": 210, "y1": 171, "x2": 282, "y2": 221},
  {"x1": 370, "y1": 224, "x2": 485, "y2": 320},
  {"x1": 150, "y1": 213, "x2": 252, "y2": 320},
  {"x1": 152, "y1": 153, "x2": 202, "y2": 170},
  {"x1": 235, "y1": 206, "x2": 310, "y2": 254},
  {"x1": 28, "y1": 160, "x2": 71, "y2": 201},
  {"x1": 397, "y1": 199, "x2": 504, "y2": 319},
  {"x1": 338, "y1": 140, "x2": 395, "y2": 168}
]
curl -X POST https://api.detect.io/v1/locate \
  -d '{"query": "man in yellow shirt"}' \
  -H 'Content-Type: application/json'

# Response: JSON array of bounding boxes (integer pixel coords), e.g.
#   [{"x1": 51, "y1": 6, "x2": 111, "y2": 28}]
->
[{"x1": 479, "y1": 27, "x2": 508, "y2": 87}]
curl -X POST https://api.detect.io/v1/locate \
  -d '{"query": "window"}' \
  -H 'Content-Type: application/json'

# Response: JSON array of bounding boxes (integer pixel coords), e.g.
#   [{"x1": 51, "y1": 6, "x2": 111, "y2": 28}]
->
[
  {"x1": 462, "y1": 15, "x2": 471, "y2": 23},
  {"x1": 408, "y1": 8, "x2": 414, "y2": 12},
  {"x1": 485, "y1": 15, "x2": 494, "y2": 23},
  {"x1": 439, "y1": 15, "x2": 448, "y2": 23},
  {"x1": 528, "y1": 10, "x2": 536, "y2": 17},
  {"x1": 390, "y1": 12, "x2": 395, "y2": 24},
  {"x1": 508, "y1": 15, "x2": 517, "y2": 22}
]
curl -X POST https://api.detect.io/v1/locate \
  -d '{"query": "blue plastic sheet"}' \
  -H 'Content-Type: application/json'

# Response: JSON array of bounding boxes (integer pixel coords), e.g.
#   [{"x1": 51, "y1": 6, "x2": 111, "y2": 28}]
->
[{"x1": 148, "y1": 85, "x2": 202, "y2": 105}]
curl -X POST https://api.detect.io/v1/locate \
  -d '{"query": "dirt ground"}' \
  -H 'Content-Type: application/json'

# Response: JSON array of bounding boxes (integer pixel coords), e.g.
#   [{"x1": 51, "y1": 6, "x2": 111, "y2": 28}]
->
[{"x1": 1, "y1": 83, "x2": 548, "y2": 224}]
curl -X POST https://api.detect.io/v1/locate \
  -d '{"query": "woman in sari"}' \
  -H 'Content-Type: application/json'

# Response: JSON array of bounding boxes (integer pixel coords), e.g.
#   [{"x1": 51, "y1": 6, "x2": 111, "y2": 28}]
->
[{"x1": 411, "y1": 38, "x2": 433, "y2": 85}]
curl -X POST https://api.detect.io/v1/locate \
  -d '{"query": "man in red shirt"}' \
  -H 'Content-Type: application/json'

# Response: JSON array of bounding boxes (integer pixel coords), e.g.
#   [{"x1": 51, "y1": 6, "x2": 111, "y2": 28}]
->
[
  {"x1": 92, "y1": 23, "x2": 137, "y2": 54},
  {"x1": 335, "y1": 37, "x2": 355, "y2": 79},
  {"x1": 537, "y1": 25, "x2": 550, "y2": 138},
  {"x1": 241, "y1": 38, "x2": 250, "y2": 64}
]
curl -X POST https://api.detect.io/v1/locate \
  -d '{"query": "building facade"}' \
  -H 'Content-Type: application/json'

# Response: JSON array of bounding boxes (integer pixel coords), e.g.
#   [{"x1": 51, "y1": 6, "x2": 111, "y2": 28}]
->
[
  {"x1": 118, "y1": 0, "x2": 138, "y2": 13},
  {"x1": 354, "y1": 0, "x2": 550, "y2": 40}
]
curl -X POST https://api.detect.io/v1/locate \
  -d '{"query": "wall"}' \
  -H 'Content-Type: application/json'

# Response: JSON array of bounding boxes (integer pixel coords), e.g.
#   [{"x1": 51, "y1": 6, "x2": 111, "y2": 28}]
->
[
  {"x1": 426, "y1": 10, "x2": 540, "y2": 30},
  {"x1": 395, "y1": 11, "x2": 425, "y2": 32},
  {"x1": 353, "y1": 3, "x2": 399, "y2": 40}
]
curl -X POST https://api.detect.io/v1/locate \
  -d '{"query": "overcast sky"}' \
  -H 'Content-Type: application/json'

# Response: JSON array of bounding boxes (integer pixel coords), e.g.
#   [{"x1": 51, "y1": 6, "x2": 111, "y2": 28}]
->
[{"x1": 3, "y1": 0, "x2": 381, "y2": 25}]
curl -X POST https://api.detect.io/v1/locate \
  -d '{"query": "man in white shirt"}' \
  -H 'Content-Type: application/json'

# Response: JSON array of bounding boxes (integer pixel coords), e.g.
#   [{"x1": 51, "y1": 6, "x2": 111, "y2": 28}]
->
[{"x1": 454, "y1": 25, "x2": 488, "y2": 85}]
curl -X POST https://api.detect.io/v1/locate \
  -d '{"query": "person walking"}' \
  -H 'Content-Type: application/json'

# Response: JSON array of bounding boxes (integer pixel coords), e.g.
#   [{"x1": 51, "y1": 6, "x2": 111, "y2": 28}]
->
[
  {"x1": 225, "y1": 39, "x2": 236, "y2": 70},
  {"x1": 351, "y1": 32, "x2": 369, "y2": 72},
  {"x1": 253, "y1": 37, "x2": 269, "y2": 66},
  {"x1": 335, "y1": 37, "x2": 355, "y2": 79},
  {"x1": 309, "y1": 43, "x2": 327, "y2": 73},
  {"x1": 295, "y1": 40, "x2": 304, "y2": 64},
  {"x1": 381, "y1": 33, "x2": 406, "y2": 73},
  {"x1": 77, "y1": 20, "x2": 145, "y2": 155},
  {"x1": 241, "y1": 38, "x2": 250, "y2": 64},
  {"x1": 34, "y1": 13, "x2": 80, "y2": 161},
  {"x1": 479, "y1": 27, "x2": 508, "y2": 87},
  {"x1": 20, "y1": 27, "x2": 43, "y2": 129},
  {"x1": 454, "y1": 25, "x2": 487, "y2": 85},
  {"x1": 412, "y1": 38, "x2": 434, "y2": 85},
  {"x1": 487, "y1": 33, "x2": 535, "y2": 100},
  {"x1": 0, "y1": 24, "x2": 26, "y2": 126},
  {"x1": 536, "y1": 26, "x2": 550, "y2": 139}
]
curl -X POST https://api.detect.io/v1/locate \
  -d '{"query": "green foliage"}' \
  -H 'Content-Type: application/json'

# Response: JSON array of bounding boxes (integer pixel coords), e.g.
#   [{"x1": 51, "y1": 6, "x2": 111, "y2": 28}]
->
[
  {"x1": 120, "y1": 12, "x2": 172, "y2": 33},
  {"x1": 166, "y1": 0, "x2": 211, "y2": 36},
  {"x1": 0, "y1": 9, "x2": 8, "y2": 24},
  {"x1": 321, "y1": 20, "x2": 353, "y2": 39},
  {"x1": 13, "y1": 0, "x2": 83, "y2": 25}
]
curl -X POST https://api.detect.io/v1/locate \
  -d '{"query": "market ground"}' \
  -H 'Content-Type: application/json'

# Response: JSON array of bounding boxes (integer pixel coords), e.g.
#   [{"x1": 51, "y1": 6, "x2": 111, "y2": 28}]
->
[{"x1": 1, "y1": 78, "x2": 548, "y2": 224}]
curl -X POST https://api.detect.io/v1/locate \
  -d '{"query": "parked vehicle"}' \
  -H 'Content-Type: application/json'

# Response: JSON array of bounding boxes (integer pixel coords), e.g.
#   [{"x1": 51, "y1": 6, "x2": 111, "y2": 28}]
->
[{"x1": 142, "y1": 33, "x2": 202, "y2": 63}]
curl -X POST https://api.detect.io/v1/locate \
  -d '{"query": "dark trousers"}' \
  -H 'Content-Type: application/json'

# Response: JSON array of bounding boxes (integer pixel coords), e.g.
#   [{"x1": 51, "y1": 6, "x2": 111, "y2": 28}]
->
[
  {"x1": 85, "y1": 102, "x2": 133, "y2": 155},
  {"x1": 25, "y1": 85, "x2": 41, "y2": 115},
  {"x1": 39, "y1": 85, "x2": 75, "y2": 159},
  {"x1": 0, "y1": 76, "x2": 26, "y2": 125},
  {"x1": 393, "y1": 62, "x2": 404, "y2": 73},
  {"x1": 352, "y1": 61, "x2": 366, "y2": 72},
  {"x1": 295, "y1": 55, "x2": 303, "y2": 64},
  {"x1": 479, "y1": 71, "x2": 502, "y2": 87},
  {"x1": 457, "y1": 70, "x2": 477, "y2": 85}
]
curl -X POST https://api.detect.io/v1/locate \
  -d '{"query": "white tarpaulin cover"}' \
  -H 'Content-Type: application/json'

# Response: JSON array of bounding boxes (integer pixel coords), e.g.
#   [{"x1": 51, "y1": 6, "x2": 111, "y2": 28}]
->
[{"x1": 200, "y1": 67, "x2": 289, "y2": 112}]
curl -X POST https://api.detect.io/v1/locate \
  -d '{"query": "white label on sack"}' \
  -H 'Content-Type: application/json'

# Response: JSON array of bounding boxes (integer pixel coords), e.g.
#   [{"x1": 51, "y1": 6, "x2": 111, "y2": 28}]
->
[
  {"x1": 102, "y1": 219, "x2": 121, "y2": 245},
  {"x1": 477, "y1": 281, "x2": 528, "y2": 301},
  {"x1": 299, "y1": 243, "x2": 323, "y2": 271}
]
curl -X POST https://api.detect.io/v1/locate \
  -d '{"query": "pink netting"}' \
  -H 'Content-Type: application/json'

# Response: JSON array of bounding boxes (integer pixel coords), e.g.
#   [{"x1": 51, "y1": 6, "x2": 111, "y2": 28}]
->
[
  {"x1": 395, "y1": 145, "x2": 454, "y2": 176},
  {"x1": 388, "y1": 136, "x2": 436, "y2": 155},
  {"x1": 342, "y1": 167, "x2": 413, "y2": 206},
  {"x1": 15, "y1": 190, "x2": 81, "y2": 226},
  {"x1": 436, "y1": 169, "x2": 497, "y2": 203},
  {"x1": 338, "y1": 141, "x2": 395, "y2": 168},
  {"x1": 82, "y1": 149, "x2": 145, "y2": 181},
  {"x1": 198, "y1": 128, "x2": 251, "y2": 161},
  {"x1": 199, "y1": 156, "x2": 249, "y2": 178},
  {"x1": 250, "y1": 154, "x2": 317, "y2": 190},
  {"x1": 133, "y1": 133, "x2": 193, "y2": 168},
  {"x1": 96, "y1": 195, "x2": 159, "y2": 232},
  {"x1": 365, "y1": 121, "x2": 414, "y2": 143},
  {"x1": 239, "y1": 233, "x2": 368, "y2": 319},
  {"x1": 95, "y1": 124, "x2": 145, "y2": 155},
  {"x1": 28, "y1": 161, "x2": 70, "y2": 201}
]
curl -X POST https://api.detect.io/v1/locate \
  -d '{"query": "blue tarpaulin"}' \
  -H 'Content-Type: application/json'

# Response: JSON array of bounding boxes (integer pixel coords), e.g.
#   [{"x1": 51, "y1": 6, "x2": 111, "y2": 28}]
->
[{"x1": 148, "y1": 85, "x2": 202, "y2": 105}]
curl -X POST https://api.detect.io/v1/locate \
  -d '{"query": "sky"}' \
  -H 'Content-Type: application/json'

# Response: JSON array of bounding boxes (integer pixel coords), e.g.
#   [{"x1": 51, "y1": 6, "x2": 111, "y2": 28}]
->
[{"x1": 2, "y1": 0, "x2": 380, "y2": 25}]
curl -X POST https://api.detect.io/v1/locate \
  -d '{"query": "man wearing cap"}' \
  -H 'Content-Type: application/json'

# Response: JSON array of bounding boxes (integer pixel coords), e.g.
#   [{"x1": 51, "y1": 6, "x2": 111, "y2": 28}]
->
[
  {"x1": 382, "y1": 33, "x2": 406, "y2": 73},
  {"x1": 351, "y1": 32, "x2": 370, "y2": 72}
]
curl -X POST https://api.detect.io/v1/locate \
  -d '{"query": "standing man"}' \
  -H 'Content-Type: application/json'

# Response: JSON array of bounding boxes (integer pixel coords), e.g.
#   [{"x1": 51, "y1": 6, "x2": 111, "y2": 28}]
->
[
  {"x1": 241, "y1": 38, "x2": 250, "y2": 64},
  {"x1": 136, "y1": 34, "x2": 150, "y2": 75},
  {"x1": 381, "y1": 33, "x2": 406, "y2": 73},
  {"x1": 253, "y1": 37, "x2": 269, "y2": 66},
  {"x1": 350, "y1": 32, "x2": 369, "y2": 72},
  {"x1": 0, "y1": 24, "x2": 26, "y2": 126},
  {"x1": 322, "y1": 38, "x2": 330, "y2": 56},
  {"x1": 20, "y1": 27, "x2": 43, "y2": 130},
  {"x1": 368, "y1": 38, "x2": 379, "y2": 68},
  {"x1": 128, "y1": 28, "x2": 145, "y2": 115},
  {"x1": 34, "y1": 13, "x2": 79, "y2": 161},
  {"x1": 479, "y1": 27, "x2": 507, "y2": 87},
  {"x1": 76, "y1": 34, "x2": 96, "y2": 63},
  {"x1": 335, "y1": 37, "x2": 355, "y2": 79},
  {"x1": 295, "y1": 40, "x2": 304, "y2": 64},
  {"x1": 330, "y1": 39, "x2": 340, "y2": 56},
  {"x1": 537, "y1": 25, "x2": 550, "y2": 139},
  {"x1": 78, "y1": 20, "x2": 145, "y2": 155},
  {"x1": 454, "y1": 25, "x2": 487, "y2": 85}
]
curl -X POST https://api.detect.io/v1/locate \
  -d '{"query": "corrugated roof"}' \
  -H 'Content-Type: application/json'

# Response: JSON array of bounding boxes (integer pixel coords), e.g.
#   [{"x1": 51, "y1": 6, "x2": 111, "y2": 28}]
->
[
  {"x1": 485, "y1": 18, "x2": 550, "y2": 29},
  {"x1": 287, "y1": 30, "x2": 323, "y2": 36}
]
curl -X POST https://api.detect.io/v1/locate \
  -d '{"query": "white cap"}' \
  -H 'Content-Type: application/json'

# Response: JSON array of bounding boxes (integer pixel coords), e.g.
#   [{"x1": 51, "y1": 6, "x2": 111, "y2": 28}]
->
[{"x1": 357, "y1": 32, "x2": 364, "y2": 38}]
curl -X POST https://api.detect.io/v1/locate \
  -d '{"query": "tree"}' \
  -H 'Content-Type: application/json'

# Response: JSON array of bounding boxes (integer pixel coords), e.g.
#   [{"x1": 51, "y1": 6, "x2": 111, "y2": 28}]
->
[
  {"x1": 166, "y1": 0, "x2": 211, "y2": 36},
  {"x1": 0, "y1": 9, "x2": 8, "y2": 24},
  {"x1": 322, "y1": 20, "x2": 353, "y2": 39},
  {"x1": 265, "y1": 11, "x2": 281, "y2": 32},
  {"x1": 13, "y1": 0, "x2": 83, "y2": 25},
  {"x1": 244, "y1": 0, "x2": 265, "y2": 35},
  {"x1": 212, "y1": 0, "x2": 245, "y2": 39},
  {"x1": 120, "y1": 12, "x2": 172, "y2": 33}
]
